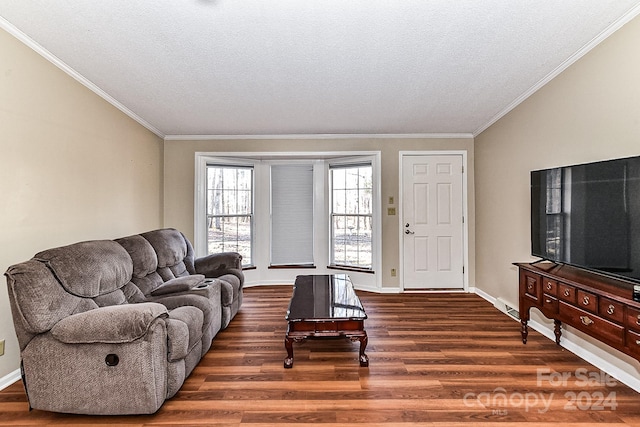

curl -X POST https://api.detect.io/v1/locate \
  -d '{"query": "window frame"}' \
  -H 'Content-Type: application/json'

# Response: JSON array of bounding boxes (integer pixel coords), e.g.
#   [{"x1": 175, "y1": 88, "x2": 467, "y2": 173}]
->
[
  {"x1": 195, "y1": 156, "x2": 258, "y2": 267},
  {"x1": 328, "y1": 160, "x2": 374, "y2": 271},
  {"x1": 205, "y1": 163, "x2": 255, "y2": 266}
]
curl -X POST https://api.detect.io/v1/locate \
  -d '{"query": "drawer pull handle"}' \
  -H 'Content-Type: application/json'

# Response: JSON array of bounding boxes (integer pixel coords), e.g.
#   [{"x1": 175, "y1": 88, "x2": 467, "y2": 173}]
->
[
  {"x1": 607, "y1": 305, "x2": 615, "y2": 315},
  {"x1": 636, "y1": 315, "x2": 640, "y2": 326},
  {"x1": 580, "y1": 316, "x2": 594, "y2": 326},
  {"x1": 582, "y1": 296, "x2": 590, "y2": 305},
  {"x1": 563, "y1": 290, "x2": 570, "y2": 297},
  {"x1": 545, "y1": 299, "x2": 552, "y2": 304},
  {"x1": 636, "y1": 340, "x2": 640, "y2": 346},
  {"x1": 527, "y1": 284, "x2": 533, "y2": 291},
  {"x1": 546, "y1": 283, "x2": 552, "y2": 290}
]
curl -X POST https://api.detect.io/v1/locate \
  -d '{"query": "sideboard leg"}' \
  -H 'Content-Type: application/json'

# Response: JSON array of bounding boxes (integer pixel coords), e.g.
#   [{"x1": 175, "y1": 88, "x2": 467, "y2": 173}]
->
[
  {"x1": 521, "y1": 319, "x2": 529, "y2": 344},
  {"x1": 554, "y1": 319, "x2": 562, "y2": 345}
]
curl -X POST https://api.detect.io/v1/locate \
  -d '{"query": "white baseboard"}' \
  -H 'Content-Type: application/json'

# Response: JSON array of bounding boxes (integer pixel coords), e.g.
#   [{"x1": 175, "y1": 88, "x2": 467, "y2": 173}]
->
[
  {"x1": 370, "y1": 286, "x2": 402, "y2": 294},
  {"x1": 472, "y1": 287, "x2": 496, "y2": 305},
  {"x1": 243, "y1": 281, "x2": 291, "y2": 288},
  {"x1": 0, "y1": 369, "x2": 20, "y2": 391}
]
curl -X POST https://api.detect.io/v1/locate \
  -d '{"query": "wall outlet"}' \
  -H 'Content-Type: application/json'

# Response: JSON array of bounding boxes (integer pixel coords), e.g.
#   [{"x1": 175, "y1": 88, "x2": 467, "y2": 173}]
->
[
  {"x1": 391, "y1": 268, "x2": 396, "y2": 277},
  {"x1": 0, "y1": 339, "x2": 4, "y2": 357},
  {"x1": 387, "y1": 207, "x2": 396, "y2": 216}
]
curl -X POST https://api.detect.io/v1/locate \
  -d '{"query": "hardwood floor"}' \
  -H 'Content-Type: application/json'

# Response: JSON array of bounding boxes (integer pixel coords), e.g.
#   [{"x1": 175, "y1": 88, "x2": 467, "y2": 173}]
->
[{"x1": 1, "y1": 286, "x2": 640, "y2": 426}]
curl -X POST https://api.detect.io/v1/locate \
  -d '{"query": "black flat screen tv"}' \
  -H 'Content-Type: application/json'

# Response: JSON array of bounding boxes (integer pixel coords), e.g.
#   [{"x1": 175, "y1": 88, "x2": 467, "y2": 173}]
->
[{"x1": 531, "y1": 155, "x2": 640, "y2": 284}]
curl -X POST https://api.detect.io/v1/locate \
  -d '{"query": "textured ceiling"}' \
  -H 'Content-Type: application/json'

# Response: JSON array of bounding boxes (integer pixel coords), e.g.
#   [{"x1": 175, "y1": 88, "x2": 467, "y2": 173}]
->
[{"x1": 1, "y1": 1, "x2": 639, "y2": 138}]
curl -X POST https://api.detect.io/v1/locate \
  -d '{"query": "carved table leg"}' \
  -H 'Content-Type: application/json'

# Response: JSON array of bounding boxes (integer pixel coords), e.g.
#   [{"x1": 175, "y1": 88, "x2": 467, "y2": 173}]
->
[
  {"x1": 358, "y1": 333, "x2": 369, "y2": 367},
  {"x1": 553, "y1": 319, "x2": 562, "y2": 345},
  {"x1": 521, "y1": 319, "x2": 528, "y2": 344},
  {"x1": 284, "y1": 335, "x2": 294, "y2": 368}
]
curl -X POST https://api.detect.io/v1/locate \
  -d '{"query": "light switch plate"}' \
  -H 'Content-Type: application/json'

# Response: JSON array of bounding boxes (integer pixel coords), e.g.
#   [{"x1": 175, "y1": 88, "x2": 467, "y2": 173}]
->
[
  {"x1": 0, "y1": 339, "x2": 5, "y2": 357},
  {"x1": 387, "y1": 207, "x2": 396, "y2": 215}
]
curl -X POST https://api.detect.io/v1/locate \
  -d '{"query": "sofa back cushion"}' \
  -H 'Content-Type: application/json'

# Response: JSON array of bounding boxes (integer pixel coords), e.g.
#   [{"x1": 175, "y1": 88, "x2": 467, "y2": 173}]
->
[
  {"x1": 117, "y1": 228, "x2": 197, "y2": 297},
  {"x1": 140, "y1": 229, "x2": 196, "y2": 279},
  {"x1": 35, "y1": 240, "x2": 133, "y2": 298},
  {"x1": 5, "y1": 259, "x2": 99, "y2": 350}
]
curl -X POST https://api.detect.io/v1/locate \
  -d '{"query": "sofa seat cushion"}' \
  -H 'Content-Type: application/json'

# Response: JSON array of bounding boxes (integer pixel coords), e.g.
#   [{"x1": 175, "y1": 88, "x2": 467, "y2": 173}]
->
[
  {"x1": 51, "y1": 303, "x2": 168, "y2": 344},
  {"x1": 167, "y1": 306, "x2": 204, "y2": 352},
  {"x1": 150, "y1": 275, "x2": 205, "y2": 296}
]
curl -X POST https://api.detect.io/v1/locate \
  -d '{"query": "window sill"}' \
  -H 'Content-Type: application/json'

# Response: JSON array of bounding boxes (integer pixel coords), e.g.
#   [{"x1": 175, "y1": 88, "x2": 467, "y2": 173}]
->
[
  {"x1": 268, "y1": 264, "x2": 316, "y2": 269},
  {"x1": 327, "y1": 265, "x2": 374, "y2": 274}
]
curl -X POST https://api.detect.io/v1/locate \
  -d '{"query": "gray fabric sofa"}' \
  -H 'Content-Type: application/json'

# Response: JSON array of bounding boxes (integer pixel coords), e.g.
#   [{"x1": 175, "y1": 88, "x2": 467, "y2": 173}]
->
[{"x1": 4, "y1": 228, "x2": 243, "y2": 415}]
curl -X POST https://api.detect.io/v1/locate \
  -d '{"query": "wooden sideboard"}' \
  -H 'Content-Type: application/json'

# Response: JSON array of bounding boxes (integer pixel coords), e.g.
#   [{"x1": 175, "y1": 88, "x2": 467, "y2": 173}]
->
[{"x1": 516, "y1": 261, "x2": 640, "y2": 361}]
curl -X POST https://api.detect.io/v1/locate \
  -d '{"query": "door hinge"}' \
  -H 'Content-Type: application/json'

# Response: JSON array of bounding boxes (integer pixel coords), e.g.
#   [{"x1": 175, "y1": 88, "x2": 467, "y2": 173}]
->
[
  {"x1": 462, "y1": 165, "x2": 464, "y2": 173},
  {"x1": 462, "y1": 216, "x2": 465, "y2": 223},
  {"x1": 463, "y1": 266, "x2": 465, "y2": 273}
]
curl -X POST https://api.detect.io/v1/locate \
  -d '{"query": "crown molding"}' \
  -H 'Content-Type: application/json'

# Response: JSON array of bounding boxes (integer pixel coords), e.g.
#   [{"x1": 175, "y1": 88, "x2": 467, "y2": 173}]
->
[
  {"x1": 0, "y1": 16, "x2": 165, "y2": 139},
  {"x1": 473, "y1": 3, "x2": 640, "y2": 137},
  {"x1": 165, "y1": 133, "x2": 474, "y2": 141}
]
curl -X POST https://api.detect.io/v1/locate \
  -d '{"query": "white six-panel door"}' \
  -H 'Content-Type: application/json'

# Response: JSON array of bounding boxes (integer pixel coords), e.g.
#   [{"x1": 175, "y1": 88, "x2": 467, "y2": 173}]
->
[{"x1": 402, "y1": 154, "x2": 464, "y2": 289}]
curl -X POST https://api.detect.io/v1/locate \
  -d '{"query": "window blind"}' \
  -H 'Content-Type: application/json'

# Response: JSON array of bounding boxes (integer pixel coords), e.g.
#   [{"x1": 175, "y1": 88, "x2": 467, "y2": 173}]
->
[{"x1": 270, "y1": 164, "x2": 314, "y2": 265}]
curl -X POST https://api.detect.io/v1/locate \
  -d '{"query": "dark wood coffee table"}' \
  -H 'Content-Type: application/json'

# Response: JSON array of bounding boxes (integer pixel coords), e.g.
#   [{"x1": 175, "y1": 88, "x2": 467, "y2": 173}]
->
[{"x1": 284, "y1": 274, "x2": 369, "y2": 368}]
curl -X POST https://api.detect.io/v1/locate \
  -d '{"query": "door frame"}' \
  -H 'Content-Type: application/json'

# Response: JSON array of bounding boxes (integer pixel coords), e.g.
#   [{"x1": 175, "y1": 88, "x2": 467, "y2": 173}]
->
[{"x1": 398, "y1": 151, "x2": 469, "y2": 292}]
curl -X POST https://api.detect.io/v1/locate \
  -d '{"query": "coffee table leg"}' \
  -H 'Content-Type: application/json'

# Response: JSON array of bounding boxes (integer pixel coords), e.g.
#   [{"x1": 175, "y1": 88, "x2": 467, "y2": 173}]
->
[
  {"x1": 358, "y1": 333, "x2": 369, "y2": 367},
  {"x1": 284, "y1": 335, "x2": 294, "y2": 368}
]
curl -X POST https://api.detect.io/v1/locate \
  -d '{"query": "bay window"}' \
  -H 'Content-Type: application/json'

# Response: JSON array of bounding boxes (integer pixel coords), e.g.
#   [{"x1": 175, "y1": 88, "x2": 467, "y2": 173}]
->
[{"x1": 196, "y1": 152, "x2": 380, "y2": 288}]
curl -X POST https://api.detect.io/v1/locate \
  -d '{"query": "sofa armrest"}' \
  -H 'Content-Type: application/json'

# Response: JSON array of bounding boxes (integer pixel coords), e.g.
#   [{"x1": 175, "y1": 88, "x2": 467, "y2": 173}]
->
[
  {"x1": 195, "y1": 252, "x2": 244, "y2": 283},
  {"x1": 22, "y1": 321, "x2": 169, "y2": 414},
  {"x1": 51, "y1": 302, "x2": 168, "y2": 344}
]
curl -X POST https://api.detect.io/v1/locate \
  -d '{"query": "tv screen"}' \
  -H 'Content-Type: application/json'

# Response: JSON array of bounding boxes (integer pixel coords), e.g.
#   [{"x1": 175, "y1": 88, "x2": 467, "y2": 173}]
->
[{"x1": 531, "y1": 155, "x2": 640, "y2": 283}]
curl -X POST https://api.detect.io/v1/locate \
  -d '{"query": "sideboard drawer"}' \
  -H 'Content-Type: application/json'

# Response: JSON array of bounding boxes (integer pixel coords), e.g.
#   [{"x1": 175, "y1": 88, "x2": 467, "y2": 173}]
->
[
  {"x1": 577, "y1": 289, "x2": 597, "y2": 313},
  {"x1": 560, "y1": 301, "x2": 624, "y2": 347},
  {"x1": 542, "y1": 278, "x2": 557, "y2": 296},
  {"x1": 599, "y1": 297, "x2": 624, "y2": 324},
  {"x1": 522, "y1": 272, "x2": 540, "y2": 301},
  {"x1": 626, "y1": 329, "x2": 640, "y2": 356},
  {"x1": 558, "y1": 283, "x2": 576, "y2": 304},
  {"x1": 626, "y1": 306, "x2": 640, "y2": 331},
  {"x1": 542, "y1": 294, "x2": 558, "y2": 315}
]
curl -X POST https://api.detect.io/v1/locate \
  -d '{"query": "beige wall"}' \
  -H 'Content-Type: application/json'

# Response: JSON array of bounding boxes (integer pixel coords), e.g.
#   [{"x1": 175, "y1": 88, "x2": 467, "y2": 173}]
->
[
  {"x1": 164, "y1": 137, "x2": 475, "y2": 289},
  {"x1": 0, "y1": 29, "x2": 164, "y2": 379},
  {"x1": 475, "y1": 16, "x2": 640, "y2": 373}
]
